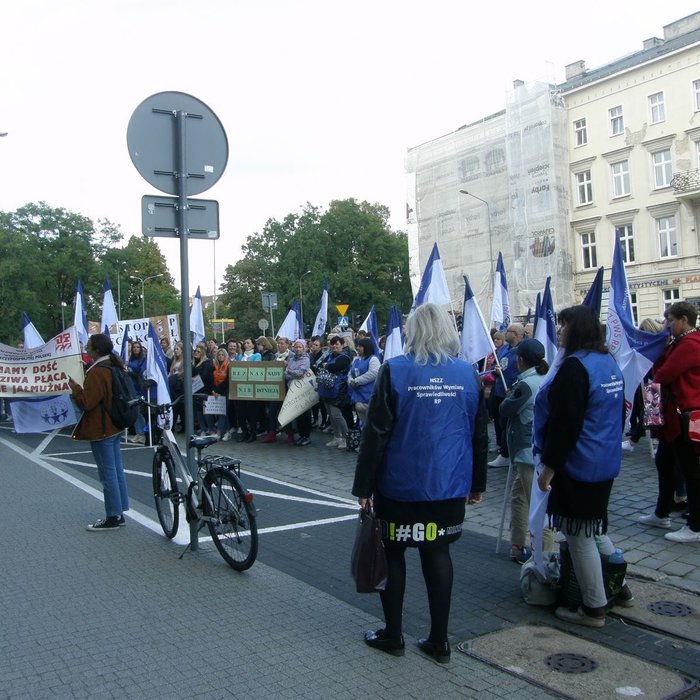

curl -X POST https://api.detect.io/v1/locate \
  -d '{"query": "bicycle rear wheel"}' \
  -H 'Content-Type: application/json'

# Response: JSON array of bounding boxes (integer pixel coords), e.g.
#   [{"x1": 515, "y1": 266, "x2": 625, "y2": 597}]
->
[
  {"x1": 203, "y1": 467, "x2": 258, "y2": 571},
  {"x1": 152, "y1": 451, "x2": 179, "y2": 539}
]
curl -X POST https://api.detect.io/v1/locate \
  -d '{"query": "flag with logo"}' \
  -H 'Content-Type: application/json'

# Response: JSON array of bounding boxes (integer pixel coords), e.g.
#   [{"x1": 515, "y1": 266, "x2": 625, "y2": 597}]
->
[
  {"x1": 533, "y1": 277, "x2": 558, "y2": 365},
  {"x1": 606, "y1": 235, "x2": 668, "y2": 406}
]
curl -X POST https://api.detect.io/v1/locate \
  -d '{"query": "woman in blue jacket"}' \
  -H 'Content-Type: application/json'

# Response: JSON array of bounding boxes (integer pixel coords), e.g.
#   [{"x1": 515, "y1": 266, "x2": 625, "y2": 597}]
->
[
  {"x1": 352, "y1": 303, "x2": 488, "y2": 663},
  {"x1": 535, "y1": 305, "x2": 631, "y2": 627}
]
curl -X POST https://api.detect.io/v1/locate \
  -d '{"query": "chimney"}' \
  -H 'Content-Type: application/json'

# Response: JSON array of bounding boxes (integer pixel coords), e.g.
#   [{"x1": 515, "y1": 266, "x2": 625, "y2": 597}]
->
[
  {"x1": 565, "y1": 60, "x2": 586, "y2": 80},
  {"x1": 643, "y1": 37, "x2": 664, "y2": 50}
]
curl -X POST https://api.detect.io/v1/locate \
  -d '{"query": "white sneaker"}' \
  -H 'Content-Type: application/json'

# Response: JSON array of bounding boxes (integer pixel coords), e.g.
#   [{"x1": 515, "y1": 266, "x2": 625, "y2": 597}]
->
[
  {"x1": 621, "y1": 440, "x2": 635, "y2": 452},
  {"x1": 664, "y1": 525, "x2": 700, "y2": 543},
  {"x1": 488, "y1": 454, "x2": 510, "y2": 468},
  {"x1": 337, "y1": 440, "x2": 348, "y2": 449},
  {"x1": 326, "y1": 438, "x2": 340, "y2": 447},
  {"x1": 637, "y1": 512, "x2": 672, "y2": 529},
  {"x1": 222, "y1": 429, "x2": 234, "y2": 442}
]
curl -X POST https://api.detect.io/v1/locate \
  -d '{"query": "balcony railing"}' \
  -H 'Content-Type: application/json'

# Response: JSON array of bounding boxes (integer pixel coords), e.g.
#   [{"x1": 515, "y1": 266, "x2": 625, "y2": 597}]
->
[{"x1": 671, "y1": 168, "x2": 700, "y2": 194}]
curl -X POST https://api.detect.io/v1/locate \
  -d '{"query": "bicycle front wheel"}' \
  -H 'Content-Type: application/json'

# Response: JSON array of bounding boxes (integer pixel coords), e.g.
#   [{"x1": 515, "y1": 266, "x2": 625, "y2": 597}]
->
[
  {"x1": 203, "y1": 467, "x2": 258, "y2": 571},
  {"x1": 152, "y1": 451, "x2": 180, "y2": 539}
]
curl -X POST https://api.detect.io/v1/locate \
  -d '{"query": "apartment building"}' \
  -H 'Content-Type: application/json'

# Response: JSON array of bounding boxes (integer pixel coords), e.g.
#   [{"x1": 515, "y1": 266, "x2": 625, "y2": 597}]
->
[{"x1": 406, "y1": 11, "x2": 700, "y2": 322}]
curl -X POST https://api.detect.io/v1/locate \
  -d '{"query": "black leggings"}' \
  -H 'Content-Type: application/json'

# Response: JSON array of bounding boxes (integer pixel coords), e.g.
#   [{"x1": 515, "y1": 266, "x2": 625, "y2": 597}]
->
[{"x1": 380, "y1": 543, "x2": 454, "y2": 642}]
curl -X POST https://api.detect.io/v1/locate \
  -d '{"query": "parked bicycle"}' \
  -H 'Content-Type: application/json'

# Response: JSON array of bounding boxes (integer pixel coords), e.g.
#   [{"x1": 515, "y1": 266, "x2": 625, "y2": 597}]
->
[{"x1": 146, "y1": 398, "x2": 258, "y2": 571}]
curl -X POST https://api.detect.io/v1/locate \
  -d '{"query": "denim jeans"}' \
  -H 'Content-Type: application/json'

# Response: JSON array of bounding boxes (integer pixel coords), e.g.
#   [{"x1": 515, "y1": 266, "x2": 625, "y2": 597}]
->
[{"x1": 91, "y1": 434, "x2": 129, "y2": 518}]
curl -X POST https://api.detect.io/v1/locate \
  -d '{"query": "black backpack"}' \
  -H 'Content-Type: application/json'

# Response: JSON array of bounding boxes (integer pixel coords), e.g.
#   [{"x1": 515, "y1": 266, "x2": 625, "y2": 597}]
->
[{"x1": 102, "y1": 364, "x2": 141, "y2": 430}]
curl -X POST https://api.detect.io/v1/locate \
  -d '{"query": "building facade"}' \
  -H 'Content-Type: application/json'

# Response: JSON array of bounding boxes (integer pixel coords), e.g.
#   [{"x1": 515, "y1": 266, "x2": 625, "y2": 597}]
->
[{"x1": 406, "y1": 12, "x2": 700, "y2": 323}]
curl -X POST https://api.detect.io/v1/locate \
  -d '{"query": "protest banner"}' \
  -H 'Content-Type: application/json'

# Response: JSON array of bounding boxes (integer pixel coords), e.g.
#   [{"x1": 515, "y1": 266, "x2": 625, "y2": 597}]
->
[
  {"x1": 277, "y1": 370, "x2": 318, "y2": 427},
  {"x1": 229, "y1": 361, "x2": 286, "y2": 401},
  {"x1": 0, "y1": 327, "x2": 83, "y2": 397},
  {"x1": 95, "y1": 315, "x2": 180, "y2": 347}
]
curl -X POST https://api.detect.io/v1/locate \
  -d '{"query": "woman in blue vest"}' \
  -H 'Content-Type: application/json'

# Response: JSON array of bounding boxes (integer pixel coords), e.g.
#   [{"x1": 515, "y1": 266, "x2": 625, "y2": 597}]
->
[
  {"x1": 353, "y1": 303, "x2": 488, "y2": 663},
  {"x1": 535, "y1": 305, "x2": 631, "y2": 627},
  {"x1": 347, "y1": 337, "x2": 380, "y2": 429}
]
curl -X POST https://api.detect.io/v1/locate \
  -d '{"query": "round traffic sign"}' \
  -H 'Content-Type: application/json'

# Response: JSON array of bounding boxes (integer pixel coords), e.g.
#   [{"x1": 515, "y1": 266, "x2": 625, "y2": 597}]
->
[
  {"x1": 258, "y1": 319, "x2": 270, "y2": 331},
  {"x1": 127, "y1": 91, "x2": 228, "y2": 196}
]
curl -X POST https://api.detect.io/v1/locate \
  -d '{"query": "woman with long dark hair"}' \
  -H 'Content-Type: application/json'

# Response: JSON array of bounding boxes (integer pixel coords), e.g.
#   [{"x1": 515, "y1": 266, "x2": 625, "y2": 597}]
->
[
  {"x1": 535, "y1": 305, "x2": 631, "y2": 627},
  {"x1": 69, "y1": 333, "x2": 129, "y2": 531}
]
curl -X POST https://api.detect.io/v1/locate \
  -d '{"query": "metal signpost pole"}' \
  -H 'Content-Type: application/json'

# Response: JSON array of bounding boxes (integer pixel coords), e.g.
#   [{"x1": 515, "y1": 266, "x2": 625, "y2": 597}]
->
[{"x1": 175, "y1": 110, "x2": 198, "y2": 551}]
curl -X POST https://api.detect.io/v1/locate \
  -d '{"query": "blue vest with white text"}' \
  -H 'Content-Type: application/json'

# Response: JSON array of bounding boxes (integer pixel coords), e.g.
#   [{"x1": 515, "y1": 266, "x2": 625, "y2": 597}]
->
[
  {"x1": 377, "y1": 355, "x2": 479, "y2": 501},
  {"x1": 349, "y1": 356, "x2": 374, "y2": 404},
  {"x1": 533, "y1": 351, "x2": 623, "y2": 483}
]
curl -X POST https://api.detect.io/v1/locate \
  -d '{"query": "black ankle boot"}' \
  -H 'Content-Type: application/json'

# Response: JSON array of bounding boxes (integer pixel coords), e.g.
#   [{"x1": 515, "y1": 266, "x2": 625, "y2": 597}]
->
[
  {"x1": 417, "y1": 638, "x2": 451, "y2": 663},
  {"x1": 364, "y1": 629, "x2": 405, "y2": 657}
]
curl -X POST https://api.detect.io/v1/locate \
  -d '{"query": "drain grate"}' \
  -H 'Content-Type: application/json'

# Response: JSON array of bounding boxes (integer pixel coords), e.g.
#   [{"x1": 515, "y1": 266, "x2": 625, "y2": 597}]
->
[
  {"x1": 647, "y1": 600, "x2": 694, "y2": 617},
  {"x1": 544, "y1": 652, "x2": 598, "y2": 674}
]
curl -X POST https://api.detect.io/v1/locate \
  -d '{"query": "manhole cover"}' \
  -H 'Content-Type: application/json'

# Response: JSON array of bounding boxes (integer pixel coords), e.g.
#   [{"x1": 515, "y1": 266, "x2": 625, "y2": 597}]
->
[
  {"x1": 647, "y1": 600, "x2": 694, "y2": 617},
  {"x1": 544, "y1": 652, "x2": 598, "y2": 674}
]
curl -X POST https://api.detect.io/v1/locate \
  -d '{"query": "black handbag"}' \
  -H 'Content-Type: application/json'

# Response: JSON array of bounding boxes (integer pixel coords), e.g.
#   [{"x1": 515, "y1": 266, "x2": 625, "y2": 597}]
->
[{"x1": 350, "y1": 503, "x2": 388, "y2": 593}]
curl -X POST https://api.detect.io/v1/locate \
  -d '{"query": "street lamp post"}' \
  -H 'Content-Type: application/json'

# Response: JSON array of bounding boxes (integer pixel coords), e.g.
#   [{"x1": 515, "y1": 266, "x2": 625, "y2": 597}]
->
[
  {"x1": 459, "y1": 189, "x2": 494, "y2": 296},
  {"x1": 299, "y1": 270, "x2": 311, "y2": 337},
  {"x1": 129, "y1": 273, "x2": 164, "y2": 317},
  {"x1": 60, "y1": 301, "x2": 67, "y2": 330}
]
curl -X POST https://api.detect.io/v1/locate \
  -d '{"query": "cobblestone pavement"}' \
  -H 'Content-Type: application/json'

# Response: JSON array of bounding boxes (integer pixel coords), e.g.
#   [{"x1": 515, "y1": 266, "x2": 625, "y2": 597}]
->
[{"x1": 1, "y1": 421, "x2": 698, "y2": 699}]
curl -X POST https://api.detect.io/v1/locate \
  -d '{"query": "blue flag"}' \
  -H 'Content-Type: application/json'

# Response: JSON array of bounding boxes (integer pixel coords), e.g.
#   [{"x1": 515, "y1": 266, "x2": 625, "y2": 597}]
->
[
  {"x1": 74, "y1": 279, "x2": 89, "y2": 347},
  {"x1": 582, "y1": 266, "x2": 604, "y2": 317},
  {"x1": 607, "y1": 235, "x2": 668, "y2": 405},
  {"x1": 383, "y1": 305, "x2": 404, "y2": 361},
  {"x1": 412, "y1": 242, "x2": 451, "y2": 310},
  {"x1": 490, "y1": 252, "x2": 511, "y2": 331},
  {"x1": 459, "y1": 276, "x2": 494, "y2": 364},
  {"x1": 278, "y1": 301, "x2": 303, "y2": 341},
  {"x1": 101, "y1": 278, "x2": 119, "y2": 335},
  {"x1": 533, "y1": 277, "x2": 558, "y2": 365},
  {"x1": 359, "y1": 305, "x2": 381, "y2": 356},
  {"x1": 22, "y1": 312, "x2": 44, "y2": 349},
  {"x1": 312, "y1": 280, "x2": 329, "y2": 337}
]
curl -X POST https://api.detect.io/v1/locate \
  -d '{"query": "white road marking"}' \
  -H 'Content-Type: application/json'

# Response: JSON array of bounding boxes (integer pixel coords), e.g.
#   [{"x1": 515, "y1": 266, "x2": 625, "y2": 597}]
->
[{"x1": 9, "y1": 433, "x2": 360, "y2": 542}]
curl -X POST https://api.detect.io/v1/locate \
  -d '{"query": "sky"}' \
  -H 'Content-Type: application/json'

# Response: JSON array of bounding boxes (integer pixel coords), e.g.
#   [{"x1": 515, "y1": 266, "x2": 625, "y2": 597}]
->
[{"x1": 2, "y1": 0, "x2": 700, "y2": 301}]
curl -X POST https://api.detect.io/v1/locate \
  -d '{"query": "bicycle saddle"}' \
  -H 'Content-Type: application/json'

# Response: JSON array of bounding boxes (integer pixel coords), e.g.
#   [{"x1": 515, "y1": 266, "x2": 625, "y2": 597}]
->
[{"x1": 189, "y1": 435, "x2": 220, "y2": 449}]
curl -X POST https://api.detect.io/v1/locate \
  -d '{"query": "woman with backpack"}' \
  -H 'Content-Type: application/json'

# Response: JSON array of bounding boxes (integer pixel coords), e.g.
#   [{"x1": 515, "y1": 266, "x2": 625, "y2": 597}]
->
[{"x1": 69, "y1": 333, "x2": 129, "y2": 532}]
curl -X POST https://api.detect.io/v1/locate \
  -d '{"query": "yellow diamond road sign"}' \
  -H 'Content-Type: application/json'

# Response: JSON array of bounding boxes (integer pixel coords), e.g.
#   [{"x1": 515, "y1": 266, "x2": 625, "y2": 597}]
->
[{"x1": 336, "y1": 304, "x2": 349, "y2": 316}]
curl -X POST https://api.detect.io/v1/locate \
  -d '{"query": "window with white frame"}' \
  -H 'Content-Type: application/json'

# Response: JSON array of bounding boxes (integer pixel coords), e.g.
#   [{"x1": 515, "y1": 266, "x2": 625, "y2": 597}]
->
[
  {"x1": 649, "y1": 92, "x2": 666, "y2": 124},
  {"x1": 581, "y1": 231, "x2": 597, "y2": 269},
  {"x1": 663, "y1": 288, "x2": 680, "y2": 308},
  {"x1": 694, "y1": 80, "x2": 700, "y2": 112},
  {"x1": 574, "y1": 118, "x2": 587, "y2": 147},
  {"x1": 609, "y1": 106, "x2": 624, "y2": 136},
  {"x1": 657, "y1": 216, "x2": 678, "y2": 258},
  {"x1": 611, "y1": 160, "x2": 630, "y2": 197},
  {"x1": 575, "y1": 170, "x2": 593, "y2": 205},
  {"x1": 616, "y1": 224, "x2": 635, "y2": 263},
  {"x1": 652, "y1": 149, "x2": 673, "y2": 188},
  {"x1": 630, "y1": 292, "x2": 639, "y2": 325}
]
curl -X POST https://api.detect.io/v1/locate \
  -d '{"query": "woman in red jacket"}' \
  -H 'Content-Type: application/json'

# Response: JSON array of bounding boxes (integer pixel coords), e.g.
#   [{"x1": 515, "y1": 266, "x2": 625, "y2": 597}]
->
[
  {"x1": 638, "y1": 301, "x2": 700, "y2": 543},
  {"x1": 69, "y1": 333, "x2": 130, "y2": 532}
]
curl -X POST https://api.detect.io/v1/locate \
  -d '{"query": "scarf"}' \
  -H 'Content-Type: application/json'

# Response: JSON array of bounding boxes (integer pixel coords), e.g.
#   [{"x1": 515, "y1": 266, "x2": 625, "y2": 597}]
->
[{"x1": 213, "y1": 359, "x2": 229, "y2": 385}]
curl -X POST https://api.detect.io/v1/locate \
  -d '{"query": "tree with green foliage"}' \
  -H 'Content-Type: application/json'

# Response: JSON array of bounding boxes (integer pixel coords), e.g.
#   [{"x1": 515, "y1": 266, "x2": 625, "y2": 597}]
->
[
  {"x1": 0, "y1": 202, "x2": 179, "y2": 344},
  {"x1": 217, "y1": 199, "x2": 411, "y2": 339}
]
